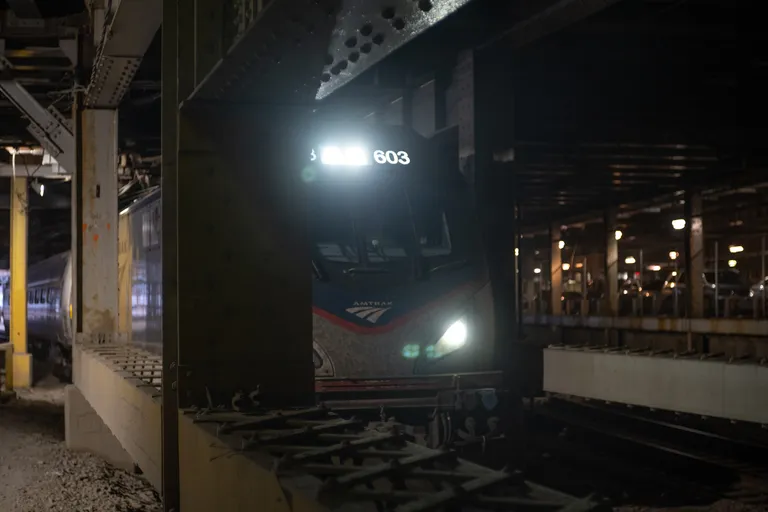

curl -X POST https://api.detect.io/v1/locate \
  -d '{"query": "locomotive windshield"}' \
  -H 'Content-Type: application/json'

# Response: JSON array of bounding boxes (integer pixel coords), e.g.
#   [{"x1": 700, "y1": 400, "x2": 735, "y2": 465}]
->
[{"x1": 310, "y1": 179, "x2": 469, "y2": 284}]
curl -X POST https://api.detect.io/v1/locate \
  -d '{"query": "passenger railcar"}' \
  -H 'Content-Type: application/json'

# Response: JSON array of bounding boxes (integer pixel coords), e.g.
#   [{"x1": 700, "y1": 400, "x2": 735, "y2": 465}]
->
[{"x1": 2, "y1": 251, "x2": 73, "y2": 378}]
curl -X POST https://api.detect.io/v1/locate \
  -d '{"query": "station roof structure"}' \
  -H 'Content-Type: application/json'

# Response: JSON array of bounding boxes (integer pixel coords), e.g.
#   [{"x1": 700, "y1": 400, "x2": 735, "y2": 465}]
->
[{"x1": 0, "y1": 0, "x2": 764, "y2": 266}]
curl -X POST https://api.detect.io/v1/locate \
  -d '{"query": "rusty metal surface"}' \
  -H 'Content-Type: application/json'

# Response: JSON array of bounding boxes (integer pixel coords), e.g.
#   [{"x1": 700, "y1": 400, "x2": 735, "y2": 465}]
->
[
  {"x1": 185, "y1": 405, "x2": 603, "y2": 511},
  {"x1": 525, "y1": 314, "x2": 768, "y2": 337}
]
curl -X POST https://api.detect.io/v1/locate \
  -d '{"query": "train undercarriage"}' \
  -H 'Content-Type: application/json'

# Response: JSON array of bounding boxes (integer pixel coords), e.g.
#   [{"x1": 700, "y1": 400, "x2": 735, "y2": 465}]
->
[
  {"x1": 315, "y1": 371, "x2": 516, "y2": 456},
  {"x1": 39, "y1": 341, "x2": 511, "y2": 453}
]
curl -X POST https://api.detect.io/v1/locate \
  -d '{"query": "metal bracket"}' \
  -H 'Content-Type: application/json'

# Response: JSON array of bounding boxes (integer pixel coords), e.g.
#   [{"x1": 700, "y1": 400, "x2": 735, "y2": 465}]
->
[{"x1": 0, "y1": 56, "x2": 74, "y2": 171}]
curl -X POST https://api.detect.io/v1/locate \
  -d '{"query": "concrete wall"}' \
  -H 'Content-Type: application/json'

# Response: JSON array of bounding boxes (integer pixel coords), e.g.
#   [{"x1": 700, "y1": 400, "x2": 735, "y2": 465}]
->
[
  {"x1": 64, "y1": 385, "x2": 134, "y2": 473},
  {"x1": 73, "y1": 344, "x2": 162, "y2": 490},
  {"x1": 517, "y1": 325, "x2": 768, "y2": 395}
]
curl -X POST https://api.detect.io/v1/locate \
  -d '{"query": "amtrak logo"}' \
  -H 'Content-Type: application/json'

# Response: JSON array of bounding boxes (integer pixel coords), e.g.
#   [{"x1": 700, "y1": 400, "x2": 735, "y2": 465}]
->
[{"x1": 345, "y1": 301, "x2": 393, "y2": 324}]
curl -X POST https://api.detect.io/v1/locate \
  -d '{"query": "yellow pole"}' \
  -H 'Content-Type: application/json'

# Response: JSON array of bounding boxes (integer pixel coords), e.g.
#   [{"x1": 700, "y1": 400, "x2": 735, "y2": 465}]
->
[{"x1": 9, "y1": 177, "x2": 32, "y2": 389}]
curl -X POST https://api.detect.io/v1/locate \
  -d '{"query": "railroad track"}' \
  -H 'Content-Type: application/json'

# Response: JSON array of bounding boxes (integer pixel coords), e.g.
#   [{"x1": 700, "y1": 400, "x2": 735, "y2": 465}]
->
[
  {"x1": 187, "y1": 405, "x2": 607, "y2": 511},
  {"x1": 530, "y1": 398, "x2": 768, "y2": 508}
]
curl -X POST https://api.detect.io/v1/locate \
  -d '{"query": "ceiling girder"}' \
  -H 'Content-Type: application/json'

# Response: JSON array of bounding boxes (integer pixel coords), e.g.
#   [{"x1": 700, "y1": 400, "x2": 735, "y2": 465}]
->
[
  {"x1": 84, "y1": 0, "x2": 161, "y2": 108},
  {"x1": 0, "y1": 57, "x2": 74, "y2": 171}
]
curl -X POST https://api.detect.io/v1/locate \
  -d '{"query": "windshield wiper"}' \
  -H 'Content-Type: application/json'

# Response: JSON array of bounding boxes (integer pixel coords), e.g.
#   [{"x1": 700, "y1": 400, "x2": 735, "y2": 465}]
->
[
  {"x1": 344, "y1": 266, "x2": 391, "y2": 275},
  {"x1": 312, "y1": 260, "x2": 327, "y2": 281},
  {"x1": 429, "y1": 259, "x2": 468, "y2": 274}
]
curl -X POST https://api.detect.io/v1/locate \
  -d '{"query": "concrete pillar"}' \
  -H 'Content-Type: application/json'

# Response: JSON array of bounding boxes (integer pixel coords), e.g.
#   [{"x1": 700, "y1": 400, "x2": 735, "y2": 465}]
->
[
  {"x1": 7, "y1": 176, "x2": 32, "y2": 389},
  {"x1": 604, "y1": 209, "x2": 619, "y2": 316},
  {"x1": 550, "y1": 224, "x2": 562, "y2": 316},
  {"x1": 64, "y1": 384, "x2": 134, "y2": 472},
  {"x1": 68, "y1": 105, "x2": 120, "y2": 470},
  {"x1": 684, "y1": 189, "x2": 704, "y2": 318},
  {"x1": 73, "y1": 109, "x2": 119, "y2": 342}
]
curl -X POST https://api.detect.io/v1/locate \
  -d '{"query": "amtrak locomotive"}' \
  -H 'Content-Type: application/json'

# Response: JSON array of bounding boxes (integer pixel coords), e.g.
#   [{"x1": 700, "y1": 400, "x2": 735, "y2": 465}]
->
[{"x1": 4, "y1": 126, "x2": 503, "y2": 444}]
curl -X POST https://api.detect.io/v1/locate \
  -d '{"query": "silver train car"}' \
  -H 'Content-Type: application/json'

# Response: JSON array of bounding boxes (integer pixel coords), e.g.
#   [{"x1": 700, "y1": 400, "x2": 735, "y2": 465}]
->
[{"x1": 2, "y1": 251, "x2": 74, "y2": 376}]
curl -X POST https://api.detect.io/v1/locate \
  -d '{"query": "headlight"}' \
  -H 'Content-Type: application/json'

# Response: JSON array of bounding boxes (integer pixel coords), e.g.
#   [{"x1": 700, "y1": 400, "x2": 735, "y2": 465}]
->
[
  {"x1": 320, "y1": 145, "x2": 369, "y2": 166},
  {"x1": 428, "y1": 318, "x2": 468, "y2": 359}
]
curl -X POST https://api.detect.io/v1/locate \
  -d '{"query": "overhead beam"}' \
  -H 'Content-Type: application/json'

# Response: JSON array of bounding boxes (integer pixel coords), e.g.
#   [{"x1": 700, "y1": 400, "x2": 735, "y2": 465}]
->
[
  {"x1": 0, "y1": 12, "x2": 84, "y2": 38},
  {"x1": 0, "y1": 163, "x2": 68, "y2": 178},
  {"x1": 84, "y1": 0, "x2": 162, "y2": 108},
  {"x1": 315, "y1": 0, "x2": 474, "y2": 100},
  {"x1": 0, "y1": 58, "x2": 75, "y2": 171}
]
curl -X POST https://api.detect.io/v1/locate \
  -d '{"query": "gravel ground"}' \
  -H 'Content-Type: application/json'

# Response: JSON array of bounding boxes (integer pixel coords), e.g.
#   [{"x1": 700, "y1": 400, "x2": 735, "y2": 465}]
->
[{"x1": 0, "y1": 379, "x2": 161, "y2": 512}]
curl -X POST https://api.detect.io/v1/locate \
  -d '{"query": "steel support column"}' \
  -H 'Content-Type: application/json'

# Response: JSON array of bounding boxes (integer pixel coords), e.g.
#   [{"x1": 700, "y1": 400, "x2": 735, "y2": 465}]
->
[
  {"x1": 166, "y1": 0, "x2": 343, "y2": 506},
  {"x1": 457, "y1": 49, "x2": 518, "y2": 366},
  {"x1": 7, "y1": 177, "x2": 31, "y2": 389},
  {"x1": 550, "y1": 223, "x2": 562, "y2": 316},
  {"x1": 172, "y1": 0, "x2": 319, "y2": 422},
  {"x1": 604, "y1": 209, "x2": 619, "y2": 316},
  {"x1": 684, "y1": 189, "x2": 704, "y2": 318},
  {"x1": 72, "y1": 110, "x2": 119, "y2": 342},
  {"x1": 160, "y1": 0, "x2": 180, "y2": 508},
  {"x1": 174, "y1": 106, "x2": 315, "y2": 408}
]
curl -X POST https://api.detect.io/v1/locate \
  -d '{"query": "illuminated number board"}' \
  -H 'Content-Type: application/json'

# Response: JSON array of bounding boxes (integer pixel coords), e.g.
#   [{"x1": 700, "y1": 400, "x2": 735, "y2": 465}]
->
[{"x1": 311, "y1": 147, "x2": 411, "y2": 166}]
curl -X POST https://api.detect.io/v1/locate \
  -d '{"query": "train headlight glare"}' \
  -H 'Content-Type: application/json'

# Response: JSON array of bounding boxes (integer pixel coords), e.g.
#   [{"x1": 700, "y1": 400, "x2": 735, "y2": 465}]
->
[
  {"x1": 320, "y1": 145, "x2": 369, "y2": 166},
  {"x1": 442, "y1": 319, "x2": 467, "y2": 348},
  {"x1": 429, "y1": 318, "x2": 468, "y2": 358}
]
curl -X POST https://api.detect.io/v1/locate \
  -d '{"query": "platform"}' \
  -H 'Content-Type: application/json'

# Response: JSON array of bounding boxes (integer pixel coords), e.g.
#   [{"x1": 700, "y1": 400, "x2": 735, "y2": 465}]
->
[
  {"x1": 543, "y1": 345, "x2": 768, "y2": 425},
  {"x1": 72, "y1": 343, "x2": 162, "y2": 490},
  {"x1": 526, "y1": 315, "x2": 767, "y2": 336},
  {"x1": 70, "y1": 343, "x2": 599, "y2": 511}
]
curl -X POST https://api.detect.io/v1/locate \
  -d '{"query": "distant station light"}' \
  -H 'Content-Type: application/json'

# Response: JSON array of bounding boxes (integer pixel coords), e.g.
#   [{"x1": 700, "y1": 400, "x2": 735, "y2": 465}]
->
[
  {"x1": 671, "y1": 218, "x2": 686, "y2": 230},
  {"x1": 729, "y1": 245, "x2": 744, "y2": 254},
  {"x1": 562, "y1": 263, "x2": 571, "y2": 271},
  {"x1": 625, "y1": 256, "x2": 636, "y2": 265},
  {"x1": 669, "y1": 251, "x2": 678, "y2": 260},
  {"x1": 533, "y1": 268, "x2": 541, "y2": 274},
  {"x1": 558, "y1": 240, "x2": 565, "y2": 250},
  {"x1": 31, "y1": 179, "x2": 44, "y2": 197},
  {"x1": 648, "y1": 265, "x2": 661, "y2": 271},
  {"x1": 728, "y1": 259, "x2": 737, "y2": 268},
  {"x1": 614, "y1": 230, "x2": 623, "y2": 241}
]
